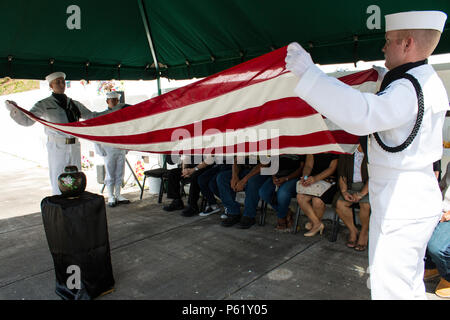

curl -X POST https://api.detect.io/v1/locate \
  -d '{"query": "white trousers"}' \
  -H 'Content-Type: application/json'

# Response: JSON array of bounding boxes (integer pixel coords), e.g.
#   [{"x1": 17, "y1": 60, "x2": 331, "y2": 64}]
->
[
  {"x1": 103, "y1": 148, "x2": 126, "y2": 189},
  {"x1": 46, "y1": 139, "x2": 81, "y2": 195},
  {"x1": 368, "y1": 214, "x2": 441, "y2": 299}
]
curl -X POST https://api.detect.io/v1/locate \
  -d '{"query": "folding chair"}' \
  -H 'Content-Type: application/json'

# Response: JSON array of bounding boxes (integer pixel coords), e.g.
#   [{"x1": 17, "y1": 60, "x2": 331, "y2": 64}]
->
[
  {"x1": 140, "y1": 155, "x2": 182, "y2": 202},
  {"x1": 259, "y1": 197, "x2": 300, "y2": 230},
  {"x1": 140, "y1": 167, "x2": 170, "y2": 203},
  {"x1": 329, "y1": 203, "x2": 359, "y2": 242}
]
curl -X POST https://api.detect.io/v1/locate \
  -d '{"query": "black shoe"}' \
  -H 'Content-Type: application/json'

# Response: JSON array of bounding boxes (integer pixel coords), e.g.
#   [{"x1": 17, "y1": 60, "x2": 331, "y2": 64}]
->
[
  {"x1": 221, "y1": 214, "x2": 241, "y2": 227},
  {"x1": 236, "y1": 216, "x2": 255, "y2": 229},
  {"x1": 108, "y1": 201, "x2": 117, "y2": 208},
  {"x1": 181, "y1": 205, "x2": 199, "y2": 217},
  {"x1": 163, "y1": 199, "x2": 184, "y2": 212}
]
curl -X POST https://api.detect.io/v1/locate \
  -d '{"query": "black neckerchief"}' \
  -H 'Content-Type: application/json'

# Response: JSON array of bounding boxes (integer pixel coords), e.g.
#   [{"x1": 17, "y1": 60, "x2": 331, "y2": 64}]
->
[
  {"x1": 379, "y1": 59, "x2": 427, "y2": 92},
  {"x1": 359, "y1": 59, "x2": 427, "y2": 157},
  {"x1": 52, "y1": 92, "x2": 81, "y2": 122}
]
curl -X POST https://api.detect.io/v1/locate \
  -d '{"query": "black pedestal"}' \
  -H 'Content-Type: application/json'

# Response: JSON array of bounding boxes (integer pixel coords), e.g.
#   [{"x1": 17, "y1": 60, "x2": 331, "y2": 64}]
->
[{"x1": 41, "y1": 191, "x2": 115, "y2": 300}]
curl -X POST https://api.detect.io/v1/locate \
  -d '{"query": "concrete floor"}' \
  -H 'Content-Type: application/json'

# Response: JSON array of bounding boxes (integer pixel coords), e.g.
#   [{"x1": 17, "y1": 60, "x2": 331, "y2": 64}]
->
[{"x1": 0, "y1": 152, "x2": 444, "y2": 301}]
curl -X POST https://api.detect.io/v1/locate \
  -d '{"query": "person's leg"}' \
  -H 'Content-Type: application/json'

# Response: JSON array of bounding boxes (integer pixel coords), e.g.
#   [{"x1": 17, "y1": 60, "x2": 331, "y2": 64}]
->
[
  {"x1": 198, "y1": 165, "x2": 221, "y2": 206},
  {"x1": 258, "y1": 178, "x2": 277, "y2": 211},
  {"x1": 335, "y1": 198, "x2": 359, "y2": 246},
  {"x1": 166, "y1": 167, "x2": 182, "y2": 199},
  {"x1": 424, "y1": 249, "x2": 438, "y2": 271},
  {"x1": 186, "y1": 168, "x2": 207, "y2": 210},
  {"x1": 219, "y1": 169, "x2": 252, "y2": 227},
  {"x1": 102, "y1": 151, "x2": 117, "y2": 203},
  {"x1": 275, "y1": 179, "x2": 298, "y2": 219},
  {"x1": 302, "y1": 197, "x2": 326, "y2": 236},
  {"x1": 311, "y1": 197, "x2": 326, "y2": 223},
  {"x1": 211, "y1": 164, "x2": 232, "y2": 199},
  {"x1": 428, "y1": 220, "x2": 450, "y2": 298},
  {"x1": 242, "y1": 174, "x2": 270, "y2": 219},
  {"x1": 237, "y1": 174, "x2": 270, "y2": 229},
  {"x1": 163, "y1": 167, "x2": 184, "y2": 211},
  {"x1": 114, "y1": 152, "x2": 130, "y2": 203},
  {"x1": 47, "y1": 141, "x2": 80, "y2": 195},
  {"x1": 182, "y1": 167, "x2": 209, "y2": 216},
  {"x1": 68, "y1": 142, "x2": 82, "y2": 175},
  {"x1": 426, "y1": 221, "x2": 450, "y2": 282},
  {"x1": 369, "y1": 215, "x2": 440, "y2": 299},
  {"x1": 216, "y1": 169, "x2": 240, "y2": 215},
  {"x1": 297, "y1": 193, "x2": 316, "y2": 225},
  {"x1": 355, "y1": 202, "x2": 370, "y2": 249}
]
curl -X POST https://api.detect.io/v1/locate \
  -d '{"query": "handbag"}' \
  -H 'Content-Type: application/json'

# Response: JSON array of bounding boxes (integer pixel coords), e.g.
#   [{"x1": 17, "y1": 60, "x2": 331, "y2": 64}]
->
[{"x1": 296, "y1": 180, "x2": 334, "y2": 197}]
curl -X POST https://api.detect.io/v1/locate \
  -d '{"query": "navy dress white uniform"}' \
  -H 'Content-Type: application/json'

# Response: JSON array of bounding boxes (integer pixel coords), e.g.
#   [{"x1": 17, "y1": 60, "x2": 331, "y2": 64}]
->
[
  {"x1": 5, "y1": 72, "x2": 98, "y2": 195},
  {"x1": 286, "y1": 11, "x2": 448, "y2": 299},
  {"x1": 94, "y1": 92, "x2": 130, "y2": 207}
]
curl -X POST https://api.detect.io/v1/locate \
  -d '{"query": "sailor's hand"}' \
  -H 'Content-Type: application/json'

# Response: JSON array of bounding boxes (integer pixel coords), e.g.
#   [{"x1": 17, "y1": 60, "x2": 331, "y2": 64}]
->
[
  {"x1": 5, "y1": 100, "x2": 18, "y2": 112},
  {"x1": 285, "y1": 42, "x2": 314, "y2": 78}
]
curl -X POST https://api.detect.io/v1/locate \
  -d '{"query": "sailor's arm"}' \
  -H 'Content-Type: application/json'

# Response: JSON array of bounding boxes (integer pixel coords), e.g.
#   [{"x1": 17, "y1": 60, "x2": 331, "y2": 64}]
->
[
  {"x1": 5, "y1": 100, "x2": 43, "y2": 126},
  {"x1": 72, "y1": 100, "x2": 109, "y2": 120},
  {"x1": 294, "y1": 65, "x2": 417, "y2": 136},
  {"x1": 285, "y1": 42, "x2": 416, "y2": 136}
]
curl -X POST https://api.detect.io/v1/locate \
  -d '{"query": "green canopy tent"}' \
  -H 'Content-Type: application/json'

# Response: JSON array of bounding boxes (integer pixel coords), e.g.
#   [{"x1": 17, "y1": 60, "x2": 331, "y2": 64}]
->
[{"x1": 1, "y1": 0, "x2": 449, "y2": 83}]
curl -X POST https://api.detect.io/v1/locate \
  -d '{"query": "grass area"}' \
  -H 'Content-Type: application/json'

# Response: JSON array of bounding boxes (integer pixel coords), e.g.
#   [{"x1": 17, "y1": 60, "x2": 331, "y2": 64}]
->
[{"x1": 0, "y1": 77, "x2": 40, "y2": 96}]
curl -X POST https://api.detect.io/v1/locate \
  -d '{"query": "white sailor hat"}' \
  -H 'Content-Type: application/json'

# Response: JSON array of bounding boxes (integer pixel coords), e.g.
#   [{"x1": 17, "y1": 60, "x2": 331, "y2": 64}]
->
[
  {"x1": 385, "y1": 11, "x2": 447, "y2": 32},
  {"x1": 106, "y1": 91, "x2": 121, "y2": 99},
  {"x1": 45, "y1": 71, "x2": 66, "y2": 83}
]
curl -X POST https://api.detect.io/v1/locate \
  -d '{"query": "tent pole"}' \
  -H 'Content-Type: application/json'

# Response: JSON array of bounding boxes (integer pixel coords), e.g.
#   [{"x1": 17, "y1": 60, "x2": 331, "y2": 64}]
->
[
  {"x1": 138, "y1": 0, "x2": 162, "y2": 96},
  {"x1": 138, "y1": 0, "x2": 165, "y2": 170}
]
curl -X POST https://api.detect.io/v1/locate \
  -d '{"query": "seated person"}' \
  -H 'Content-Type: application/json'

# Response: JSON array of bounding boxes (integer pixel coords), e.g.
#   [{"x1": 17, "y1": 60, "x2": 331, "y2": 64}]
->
[
  {"x1": 258, "y1": 154, "x2": 305, "y2": 232},
  {"x1": 297, "y1": 153, "x2": 338, "y2": 237},
  {"x1": 335, "y1": 144, "x2": 370, "y2": 251},
  {"x1": 162, "y1": 155, "x2": 212, "y2": 216},
  {"x1": 423, "y1": 161, "x2": 450, "y2": 298},
  {"x1": 197, "y1": 157, "x2": 233, "y2": 216},
  {"x1": 216, "y1": 156, "x2": 270, "y2": 228}
]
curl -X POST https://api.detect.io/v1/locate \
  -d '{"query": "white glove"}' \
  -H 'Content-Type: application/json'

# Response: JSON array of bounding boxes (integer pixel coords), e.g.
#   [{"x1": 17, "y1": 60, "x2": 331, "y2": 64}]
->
[
  {"x1": 372, "y1": 65, "x2": 387, "y2": 81},
  {"x1": 5, "y1": 100, "x2": 18, "y2": 112},
  {"x1": 285, "y1": 42, "x2": 314, "y2": 79}
]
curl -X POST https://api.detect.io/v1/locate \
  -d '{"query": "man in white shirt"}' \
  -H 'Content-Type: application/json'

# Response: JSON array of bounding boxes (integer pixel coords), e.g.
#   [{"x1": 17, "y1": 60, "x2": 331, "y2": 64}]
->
[
  {"x1": 286, "y1": 10, "x2": 448, "y2": 299},
  {"x1": 95, "y1": 92, "x2": 130, "y2": 207},
  {"x1": 5, "y1": 72, "x2": 98, "y2": 195}
]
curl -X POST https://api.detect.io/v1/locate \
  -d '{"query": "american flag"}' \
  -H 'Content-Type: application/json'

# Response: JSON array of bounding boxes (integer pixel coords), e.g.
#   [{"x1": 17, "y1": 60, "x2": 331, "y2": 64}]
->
[{"x1": 14, "y1": 46, "x2": 379, "y2": 156}]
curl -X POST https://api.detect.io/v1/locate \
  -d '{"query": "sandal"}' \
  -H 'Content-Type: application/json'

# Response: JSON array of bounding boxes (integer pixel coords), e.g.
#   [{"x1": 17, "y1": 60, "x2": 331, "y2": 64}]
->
[
  {"x1": 346, "y1": 233, "x2": 358, "y2": 248},
  {"x1": 346, "y1": 240, "x2": 357, "y2": 248},
  {"x1": 354, "y1": 244, "x2": 367, "y2": 252}
]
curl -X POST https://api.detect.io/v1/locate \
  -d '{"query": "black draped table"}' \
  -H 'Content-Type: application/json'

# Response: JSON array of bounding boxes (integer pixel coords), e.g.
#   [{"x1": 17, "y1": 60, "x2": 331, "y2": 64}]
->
[{"x1": 41, "y1": 191, "x2": 115, "y2": 300}]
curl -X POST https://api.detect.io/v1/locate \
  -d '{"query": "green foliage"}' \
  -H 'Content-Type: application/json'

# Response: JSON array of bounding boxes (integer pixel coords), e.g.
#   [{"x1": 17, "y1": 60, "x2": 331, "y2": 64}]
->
[{"x1": 0, "y1": 78, "x2": 40, "y2": 96}]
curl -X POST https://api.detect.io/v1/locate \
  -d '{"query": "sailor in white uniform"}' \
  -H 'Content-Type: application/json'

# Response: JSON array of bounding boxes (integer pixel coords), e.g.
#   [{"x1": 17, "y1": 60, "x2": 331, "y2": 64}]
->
[
  {"x1": 94, "y1": 92, "x2": 131, "y2": 207},
  {"x1": 285, "y1": 10, "x2": 448, "y2": 299},
  {"x1": 5, "y1": 72, "x2": 98, "y2": 195}
]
